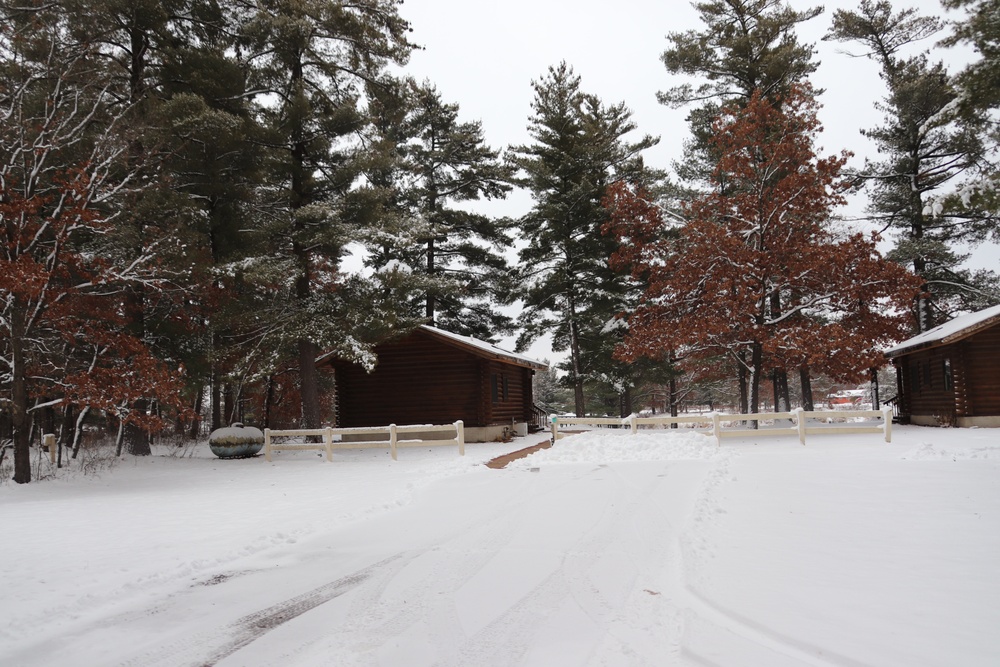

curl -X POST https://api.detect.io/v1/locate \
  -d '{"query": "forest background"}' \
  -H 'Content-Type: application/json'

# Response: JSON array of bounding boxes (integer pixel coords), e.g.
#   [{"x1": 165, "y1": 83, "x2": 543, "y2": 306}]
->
[{"x1": 2, "y1": 0, "x2": 997, "y2": 483}]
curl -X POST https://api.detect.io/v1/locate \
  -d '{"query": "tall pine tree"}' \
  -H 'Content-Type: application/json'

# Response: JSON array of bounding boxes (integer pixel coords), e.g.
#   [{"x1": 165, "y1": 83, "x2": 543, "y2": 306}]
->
[
  {"x1": 366, "y1": 80, "x2": 515, "y2": 341},
  {"x1": 828, "y1": 0, "x2": 1000, "y2": 329},
  {"x1": 237, "y1": 0, "x2": 416, "y2": 429},
  {"x1": 511, "y1": 63, "x2": 657, "y2": 417}
]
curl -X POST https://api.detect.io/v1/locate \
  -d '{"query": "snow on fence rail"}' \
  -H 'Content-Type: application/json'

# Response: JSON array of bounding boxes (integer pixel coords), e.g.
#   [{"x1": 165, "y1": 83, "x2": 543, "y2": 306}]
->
[
  {"x1": 550, "y1": 407, "x2": 893, "y2": 446},
  {"x1": 264, "y1": 421, "x2": 465, "y2": 462}
]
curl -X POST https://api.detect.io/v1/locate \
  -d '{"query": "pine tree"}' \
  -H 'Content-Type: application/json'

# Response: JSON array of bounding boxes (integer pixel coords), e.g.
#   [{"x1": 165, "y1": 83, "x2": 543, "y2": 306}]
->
[
  {"x1": 943, "y1": 0, "x2": 1000, "y2": 109},
  {"x1": 941, "y1": 0, "x2": 1000, "y2": 247},
  {"x1": 366, "y1": 80, "x2": 515, "y2": 341},
  {"x1": 659, "y1": 0, "x2": 822, "y2": 108},
  {"x1": 236, "y1": 0, "x2": 416, "y2": 429},
  {"x1": 31, "y1": 0, "x2": 236, "y2": 452},
  {"x1": 511, "y1": 63, "x2": 658, "y2": 417},
  {"x1": 827, "y1": 0, "x2": 1000, "y2": 329}
]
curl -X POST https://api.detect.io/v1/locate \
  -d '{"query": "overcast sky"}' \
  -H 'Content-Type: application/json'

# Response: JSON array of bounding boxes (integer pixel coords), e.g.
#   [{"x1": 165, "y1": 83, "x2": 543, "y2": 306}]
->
[{"x1": 392, "y1": 0, "x2": 995, "y2": 361}]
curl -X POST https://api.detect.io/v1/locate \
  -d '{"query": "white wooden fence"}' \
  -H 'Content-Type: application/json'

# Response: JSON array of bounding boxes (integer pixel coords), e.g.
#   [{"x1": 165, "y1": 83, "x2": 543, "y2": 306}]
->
[
  {"x1": 551, "y1": 407, "x2": 893, "y2": 446},
  {"x1": 264, "y1": 421, "x2": 465, "y2": 462}
]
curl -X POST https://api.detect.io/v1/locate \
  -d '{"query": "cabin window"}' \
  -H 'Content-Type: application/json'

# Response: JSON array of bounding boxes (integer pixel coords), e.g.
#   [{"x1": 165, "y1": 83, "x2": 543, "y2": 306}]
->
[
  {"x1": 911, "y1": 363, "x2": 921, "y2": 393},
  {"x1": 491, "y1": 374, "x2": 499, "y2": 404},
  {"x1": 943, "y1": 358, "x2": 953, "y2": 392},
  {"x1": 924, "y1": 361, "x2": 933, "y2": 388}
]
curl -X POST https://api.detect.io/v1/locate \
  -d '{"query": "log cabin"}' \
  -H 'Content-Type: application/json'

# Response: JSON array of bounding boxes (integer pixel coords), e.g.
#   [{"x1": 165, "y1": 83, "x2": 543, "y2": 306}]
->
[
  {"x1": 324, "y1": 326, "x2": 548, "y2": 442},
  {"x1": 885, "y1": 304, "x2": 1000, "y2": 427}
]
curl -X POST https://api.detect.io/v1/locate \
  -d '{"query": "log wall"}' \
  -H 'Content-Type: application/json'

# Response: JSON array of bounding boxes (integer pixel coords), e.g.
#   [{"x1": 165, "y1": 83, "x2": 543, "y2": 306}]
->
[
  {"x1": 963, "y1": 324, "x2": 1000, "y2": 416},
  {"x1": 897, "y1": 321, "x2": 1000, "y2": 423},
  {"x1": 332, "y1": 330, "x2": 536, "y2": 428}
]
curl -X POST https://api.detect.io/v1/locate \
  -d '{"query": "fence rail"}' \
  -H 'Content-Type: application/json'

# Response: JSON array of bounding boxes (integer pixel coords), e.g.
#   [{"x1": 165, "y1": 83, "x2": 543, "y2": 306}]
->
[
  {"x1": 551, "y1": 407, "x2": 893, "y2": 446},
  {"x1": 264, "y1": 421, "x2": 465, "y2": 462}
]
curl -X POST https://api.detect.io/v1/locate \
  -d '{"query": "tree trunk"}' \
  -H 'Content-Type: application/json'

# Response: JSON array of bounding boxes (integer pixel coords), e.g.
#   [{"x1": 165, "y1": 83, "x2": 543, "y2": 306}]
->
[
  {"x1": 736, "y1": 351, "x2": 749, "y2": 415},
  {"x1": 11, "y1": 305, "x2": 31, "y2": 483},
  {"x1": 211, "y1": 370, "x2": 222, "y2": 432},
  {"x1": 772, "y1": 369, "x2": 790, "y2": 413},
  {"x1": 748, "y1": 342, "x2": 763, "y2": 428},
  {"x1": 619, "y1": 385, "x2": 632, "y2": 418},
  {"x1": 114, "y1": 416, "x2": 126, "y2": 457},
  {"x1": 768, "y1": 290, "x2": 791, "y2": 412},
  {"x1": 426, "y1": 236, "x2": 435, "y2": 322},
  {"x1": 263, "y1": 375, "x2": 275, "y2": 429},
  {"x1": 568, "y1": 309, "x2": 585, "y2": 417},
  {"x1": 71, "y1": 406, "x2": 90, "y2": 459},
  {"x1": 224, "y1": 383, "x2": 235, "y2": 426},
  {"x1": 870, "y1": 367, "x2": 880, "y2": 410},
  {"x1": 799, "y1": 366, "x2": 814, "y2": 411},
  {"x1": 124, "y1": 399, "x2": 151, "y2": 456},
  {"x1": 189, "y1": 385, "x2": 204, "y2": 440},
  {"x1": 669, "y1": 374, "x2": 679, "y2": 428},
  {"x1": 58, "y1": 404, "x2": 75, "y2": 469},
  {"x1": 299, "y1": 339, "x2": 321, "y2": 429}
]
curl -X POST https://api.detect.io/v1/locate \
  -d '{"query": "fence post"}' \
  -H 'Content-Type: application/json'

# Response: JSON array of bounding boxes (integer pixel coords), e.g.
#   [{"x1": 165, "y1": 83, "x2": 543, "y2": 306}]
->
[
  {"x1": 389, "y1": 424, "x2": 397, "y2": 461},
  {"x1": 324, "y1": 427, "x2": 333, "y2": 462},
  {"x1": 711, "y1": 412, "x2": 721, "y2": 446},
  {"x1": 550, "y1": 415, "x2": 558, "y2": 443},
  {"x1": 456, "y1": 420, "x2": 465, "y2": 456},
  {"x1": 43, "y1": 433, "x2": 55, "y2": 464},
  {"x1": 264, "y1": 428, "x2": 272, "y2": 462},
  {"x1": 794, "y1": 408, "x2": 806, "y2": 446},
  {"x1": 882, "y1": 406, "x2": 893, "y2": 443},
  {"x1": 628, "y1": 413, "x2": 637, "y2": 435}
]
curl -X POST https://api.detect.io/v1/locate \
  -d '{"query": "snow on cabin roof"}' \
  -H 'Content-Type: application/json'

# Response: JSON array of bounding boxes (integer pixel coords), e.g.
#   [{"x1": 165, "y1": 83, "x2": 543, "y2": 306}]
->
[
  {"x1": 884, "y1": 304, "x2": 1000, "y2": 358},
  {"x1": 418, "y1": 325, "x2": 548, "y2": 370}
]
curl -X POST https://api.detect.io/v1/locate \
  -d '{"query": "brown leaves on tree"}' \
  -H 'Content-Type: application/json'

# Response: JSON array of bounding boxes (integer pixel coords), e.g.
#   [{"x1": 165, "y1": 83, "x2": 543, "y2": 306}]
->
[{"x1": 605, "y1": 86, "x2": 922, "y2": 411}]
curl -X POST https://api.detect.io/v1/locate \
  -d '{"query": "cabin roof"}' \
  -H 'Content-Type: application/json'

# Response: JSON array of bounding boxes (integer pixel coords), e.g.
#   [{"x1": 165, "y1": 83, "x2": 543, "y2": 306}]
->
[
  {"x1": 416, "y1": 326, "x2": 548, "y2": 371},
  {"x1": 884, "y1": 304, "x2": 1000, "y2": 359},
  {"x1": 318, "y1": 325, "x2": 549, "y2": 371}
]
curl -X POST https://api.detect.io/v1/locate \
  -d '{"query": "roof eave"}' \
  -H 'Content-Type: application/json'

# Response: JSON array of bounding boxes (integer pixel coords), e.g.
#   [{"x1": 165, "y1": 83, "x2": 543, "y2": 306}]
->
[{"x1": 884, "y1": 315, "x2": 1000, "y2": 359}]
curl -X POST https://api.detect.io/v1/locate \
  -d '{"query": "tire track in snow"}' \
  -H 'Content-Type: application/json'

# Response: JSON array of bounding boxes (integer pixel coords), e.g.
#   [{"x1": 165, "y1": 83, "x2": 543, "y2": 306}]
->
[
  {"x1": 118, "y1": 553, "x2": 411, "y2": 667},
  {"x1": 121, "y1": 471, "x2": 549, "y2": 666},
  {"x1": 271, "y1": 470, "x2": 595, "y2": 664},
  {"x1": 250, "y1": 470, "x2": 565, "y2": 665},
  {"x1": 438, "y1": 463, "x2": 686, "y2": 666}
]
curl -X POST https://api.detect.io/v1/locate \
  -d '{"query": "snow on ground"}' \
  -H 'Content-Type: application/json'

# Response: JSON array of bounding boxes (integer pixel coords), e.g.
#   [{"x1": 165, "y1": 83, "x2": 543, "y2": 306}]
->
[{"x1": 1, "y1": 425, "x2": 998, "y2": 666}]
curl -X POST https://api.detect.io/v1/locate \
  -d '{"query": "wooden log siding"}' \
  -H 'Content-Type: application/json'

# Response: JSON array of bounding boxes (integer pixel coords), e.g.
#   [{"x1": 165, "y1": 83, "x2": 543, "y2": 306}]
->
[
  {"x1": 483, "y1": 360, "x2": 530, "y2": 426},
  {"x1": 334, "y1": 334, "x2": 482, "y2": 428},
  {"x1": 893, "y1": 322, "x2": 1000, "y2": 422},
  {"x1": 964, "y1": 324, "x2": 1000, "y2": 416},
  {"x1": 330, "y1": 329, "x2": 541, "y2": 429},
  {"x1": 905, "y1": 346, "x2": 957, "y2": 424}
]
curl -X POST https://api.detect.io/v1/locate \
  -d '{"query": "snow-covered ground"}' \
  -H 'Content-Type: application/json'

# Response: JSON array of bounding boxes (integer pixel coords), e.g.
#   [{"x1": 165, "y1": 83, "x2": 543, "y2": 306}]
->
[{"x1": 1, "y1": 425, "x2": 998, "y2": 666}]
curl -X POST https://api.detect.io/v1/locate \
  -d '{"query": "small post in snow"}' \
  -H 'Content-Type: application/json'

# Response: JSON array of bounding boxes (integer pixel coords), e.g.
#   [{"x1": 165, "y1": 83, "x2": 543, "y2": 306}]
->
[
  {"x1": 264, "y1": 428, "x2": 272, "y2": 462},
  {"x1": 550, "y1": 415, "x2": 558, "y2": 444},
  {"x1": 389, "y1": 424, "x2": 397, "y2": 461},
  {"x1": 43, "y1": 433, "x2": 55, "y2": 464},
  {"x1": 456, "y1": 420, "x2": 465, "y2": 456},
  {"x1": 324, "y1": 427, "x2": 333, "y2": 462},
  {"x1": 882, "y1": 406, "x2": 893, "y2": 443},
  {"x1": 794, "y1": 407, "x2": 806, "y2": 446},
  {"x1": 628, "y1": 413, "x2": 637, "y2": 435},
  {"x1": 711, "y1": 412, "x2": 721, "y2": 447}
]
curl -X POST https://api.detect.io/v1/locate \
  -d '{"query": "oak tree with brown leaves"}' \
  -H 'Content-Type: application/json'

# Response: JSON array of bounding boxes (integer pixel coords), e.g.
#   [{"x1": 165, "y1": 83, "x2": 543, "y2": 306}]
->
[
  {"x1": 1, "y1": 37, "x2": 186, "y2": 483},
  {"x1": 605, "y1": 86, "x2": 921, "y2": 418}
]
